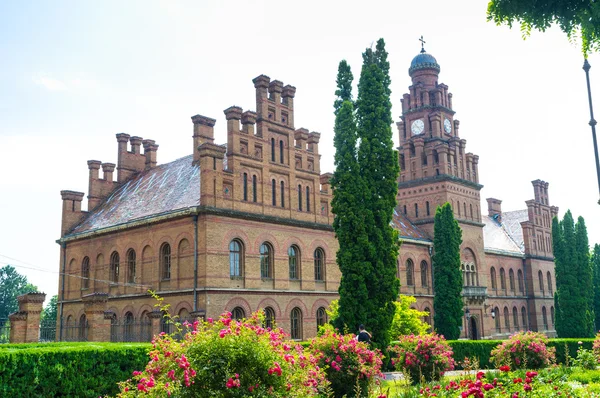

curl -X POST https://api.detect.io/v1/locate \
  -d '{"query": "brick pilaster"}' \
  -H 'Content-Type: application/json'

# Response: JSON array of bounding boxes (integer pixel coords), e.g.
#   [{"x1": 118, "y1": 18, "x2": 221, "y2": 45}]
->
[
  {"x1": 8, "y1": 292, "x2": 46, "y2": 344},
  {"x1": 82, "y1": 292, "x2": 109, "y2": 342}
]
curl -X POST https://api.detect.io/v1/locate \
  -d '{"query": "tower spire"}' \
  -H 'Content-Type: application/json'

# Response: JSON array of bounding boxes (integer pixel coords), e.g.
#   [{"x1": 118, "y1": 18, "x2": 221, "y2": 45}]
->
[{"x1": 419, "y1": 35, "x2": 426, "y2": 53}]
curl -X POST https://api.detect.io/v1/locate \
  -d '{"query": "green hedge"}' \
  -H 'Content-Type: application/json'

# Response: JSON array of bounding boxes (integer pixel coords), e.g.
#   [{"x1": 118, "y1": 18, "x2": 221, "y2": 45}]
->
[
  {"x1": 0, "y1": 343, "x2": 150, "y2": 397},
  {"x1": 449, "y1": 340, "x2": 501, "y2": 369}
]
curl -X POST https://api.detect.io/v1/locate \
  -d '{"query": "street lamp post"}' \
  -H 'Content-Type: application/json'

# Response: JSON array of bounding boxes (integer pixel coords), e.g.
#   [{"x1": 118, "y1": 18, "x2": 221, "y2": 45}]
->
[
  {"x1": 465, "y1": 308, "x2": 471, "y2": 340},
  {"x1": 583, "y1": 59, "x2": 600, "y2": 201}
]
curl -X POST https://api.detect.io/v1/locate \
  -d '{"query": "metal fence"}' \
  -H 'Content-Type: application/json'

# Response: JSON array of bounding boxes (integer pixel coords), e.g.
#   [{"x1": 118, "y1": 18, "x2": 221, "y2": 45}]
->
[
  {"x1": 110, "y1": 318, "x2": 153, "y2": 342},
  {"x1": 61, "y1": 319, "x2": 89, "y2": 342},
  {"x1": 39, "y1": 320, "x2": 56, "y2": 342},
  {"x1": 0, "y1": 319, "x2": 9, "y2": 344}
]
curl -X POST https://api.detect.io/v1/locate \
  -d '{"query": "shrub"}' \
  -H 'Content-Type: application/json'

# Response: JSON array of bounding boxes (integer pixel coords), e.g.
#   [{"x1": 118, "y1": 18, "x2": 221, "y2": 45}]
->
[
  {"x1": 388, "y1": 333, "x2": 454, "y2": 384},
  {"x1": 306, "y1": 330, "x2": 384, "y2": 398},
  {"x1": 491, "y1": 331, "x2": 556, "y2": 369},
  {"x1": 449, "y1": 340, "x2": 499, "y2": 369},
  {"x1": 116, "y1": 311, "x2": 328, "y2": 397},
  {"x1": 0, "y1": 343, "x2": 149, "y2": 397},
  {"x1": 573, "y1": 347, "x2": 597, "y2": 369},
  {"x1": 389, "y1": 296, "x2": 431, "y2": 337}
]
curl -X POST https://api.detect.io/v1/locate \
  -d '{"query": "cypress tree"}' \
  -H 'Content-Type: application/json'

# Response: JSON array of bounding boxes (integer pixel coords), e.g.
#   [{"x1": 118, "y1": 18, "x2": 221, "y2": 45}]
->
[
  {"x1": 575, "y1": 216, "x2": 595, "y2": 336},
  {"x1": 552, "y1": 216, "x2": 565, "y2": 336},
  {"x1": 331, "y1": 60, "x2": 370, "y2": 332},
  {"x1": 592, "y1": 244, "x2": 600, "y2": 331},
  {"x1": 553, "y1": 211, "x2": 595, "y2": 337},
  {"x1": 432, "y1": 203, "x2": 463, "y2": 340},
  {"x1": 354, "y1": 39, "x2": 400, "y2": 350}
]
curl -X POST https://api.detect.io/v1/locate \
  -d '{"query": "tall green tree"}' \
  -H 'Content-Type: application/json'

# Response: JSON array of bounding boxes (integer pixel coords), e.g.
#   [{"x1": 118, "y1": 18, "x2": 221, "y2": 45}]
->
[
  {"x1": 593, "y1": 244, "x2": 600, "y2": 331},
  {"x1": 432, "y1": 203, "x2": 463, "y2": 340},
  {"x1": 331, "y1": 60, "x2": 370, "y2": 333},
  {"x1": 332, "y1": 39, "x2": 400, "y2": 350},
  {"x1": 355, "y1": 39, "x2": 400, "y2": 350},
  {"x1": 487, "y1": 0, "x2": 600, "y2": 56},
  {"x1": 0, "y1": 265, "x2": 38, "y2": 322},
  {"x1": 553, "y1": 211, "x2": 595, "y2": 337}
]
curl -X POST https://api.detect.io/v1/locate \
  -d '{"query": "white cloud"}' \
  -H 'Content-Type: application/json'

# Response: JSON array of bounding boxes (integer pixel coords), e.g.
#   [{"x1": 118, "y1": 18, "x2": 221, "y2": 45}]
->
[{"x1": 34, "y1": 75, "x2": 67, "y2": 91}]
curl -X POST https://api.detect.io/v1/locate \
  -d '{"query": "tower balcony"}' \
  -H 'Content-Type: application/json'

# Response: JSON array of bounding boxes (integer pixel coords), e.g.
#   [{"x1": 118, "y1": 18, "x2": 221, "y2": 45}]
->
[{"x1": 461, "y1": 286, "x2": 487, "y2": 304}]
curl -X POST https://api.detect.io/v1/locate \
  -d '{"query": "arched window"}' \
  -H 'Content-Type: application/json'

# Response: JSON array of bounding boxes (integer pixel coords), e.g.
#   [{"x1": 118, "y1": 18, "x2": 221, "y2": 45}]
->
[
  {"x1": 457, "y1": 201, "x2": 461, "y2": 216},
  {"x1": 494, "y1": 306, "x2": 501, "y2": 333},
  {"x1": 306, "y1": 186, "x2": 310, "y2": 212},
  {"x1": 260, "y1": 243, "x2": 273, "y2": 279},
  {"x1": 504, "y1": 307, "x2": 510, "y2": 332},
  {"x1": 500, "y1": 268, "x2": 506, "y2": 291},
  {"x1": 490, "y1": 267, "x2": 497, "y2": 290},
  {"x1": 160, "y1": 312, "x2": 171, "y2": 334},
  {"x1": 127, "y1": 249, "x2": 136, "y2": 284},
  {"x1": 463, "y1": 202, "x2": 467, "y2": 218},
  {"x1": 415, "y1": 203, "x2": 419, "y2": 218},
  {"x1": 232, "y1": 307, "x2": 245, "y2": 321},
  {"x1": 521, "y1": 307, "x2": 527, "y2": 330},
  {"x1": 141, "y1": 311, "x2": 152, "y2": 341},
  {"x1": 290, "y1": 307, "x2": 302, "y2": 340},
  {"x1": 229, "y1": 240, "x2": 243, "y2": 277},
  {"x1": 512, "y1": 307, "x2": 519, "y2": 330},
  {"x1": 542, "y1": 307, "x2": 548, "y2": 330},
  {"x1": 264, "y1": 307, "x2": 275, "y2": 329},
  {"x1": 110, "y1": 252, "x2": 120, "y2": 283},
  {"x1": 403, "y1": 205, "x2": 407, "y2": 215},
  {"x1": 509, "y1": 269, "x2": 515, "y2": 292},
  {"x1": 426, "y1": 201, "x2": 430, "y2": 216},
  {"x1": 538, "y1": 270, "x2": 544, "y2": 294},
  {"x1": 518, "y1": 269, "x2": 524, "y2": 293},
  {"x1": 110, "y1": 313, "x2": 118, "y2": 342},
  {"x1": 81, "y1": 256, "x2": 90, "y2": 289},
  {"x1": 160, "y1": 243, "x2": 171, "y2": 280},
  {"x1": 79, "y1": 314, "x2": 88, "y2": 341},
  {"x1": 547, "y1": 272, "x2": 553, "y2": 295},
  {"x1": 271, "y1": 138, "x2": 275, "y2": 162},
  {"x1": 280, "y1": 181, "x2": 285, "y2": 208},
  {"x1": 288, "y1": 245, "x2": 300, "y2": 280},
  {"x1": 272, "y1": 179, "x2": 276, "y2": 206},
  {"x1": 316, "y1": 307, "x2": 327, "y2": 331},
  {"x1": 298, "y1": 184, "x2": 303, "y2": 211},
  {"x1": 243, "y1": 172, "x2": 248, "y2": 201},
  {"x1": 470, "y1": 204, "x2": 473, "y2": 219},
  {"x1": 406, "y1": 259, "x2": 414, "y2": 286},
  {"x1": 420, "y1": 260, "x2": 428, "y2": 287},
  {"x1": 314, "y1": 248, "x2": 324, "y2": 281},
  {"x1": 470, "y1": 264, "x2": 476, "y2": 286},
  {"x1": 124, "y1": 312, "x2": 134, "y2": 342},
  {"x1": 550, "y1": 306, "x2": 555, "y2": 327},
  {"x1": 279, "y1": 140, "x2": 284, "y2": 163},
  {"x1": 424, "y1": 307, "x2": 432, "y2": 327},
  {"x1": 252, "y1": 175, "x2": 257, "y2": 202}
]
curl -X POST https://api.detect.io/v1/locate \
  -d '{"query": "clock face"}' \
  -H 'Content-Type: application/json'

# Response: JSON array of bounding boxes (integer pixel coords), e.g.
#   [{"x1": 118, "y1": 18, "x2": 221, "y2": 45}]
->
[
  {"x1": 411, "y1": 119, "x2": 425, "y2": 135},
  {"x1": 444, "y1": 118, "x2": 452, "y2": 134}
]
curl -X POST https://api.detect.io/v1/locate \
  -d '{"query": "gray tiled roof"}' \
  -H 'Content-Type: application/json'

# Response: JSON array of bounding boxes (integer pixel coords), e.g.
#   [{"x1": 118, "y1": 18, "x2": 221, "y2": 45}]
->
[
  {"x1": 501, "y1": 209, "x2": 529, "y2": 251},
  {"x1": 482, "y1": 211, "x2": 527, "y2": 256},
  {"x1": 392, "y1": 207, "x2": 430, "y2": 242},
  {"x1": 69, "y1": 155, "x2": 200, "y2": 235}
]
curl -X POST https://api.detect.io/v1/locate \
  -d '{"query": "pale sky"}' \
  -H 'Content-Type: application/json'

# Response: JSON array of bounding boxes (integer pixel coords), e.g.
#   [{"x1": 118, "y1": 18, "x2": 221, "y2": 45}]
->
[{"x1": 1, "y1": 0, "x2": 599, "y2": 303}]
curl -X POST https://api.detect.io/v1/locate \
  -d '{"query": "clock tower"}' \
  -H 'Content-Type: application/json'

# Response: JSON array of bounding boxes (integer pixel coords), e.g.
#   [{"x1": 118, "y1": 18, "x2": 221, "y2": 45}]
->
[{"x1": 397, "y1": 45, "x2": 483, "y2": 234}]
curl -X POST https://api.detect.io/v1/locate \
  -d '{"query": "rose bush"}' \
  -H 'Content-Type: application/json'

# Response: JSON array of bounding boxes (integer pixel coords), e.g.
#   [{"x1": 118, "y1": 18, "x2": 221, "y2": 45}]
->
[
  {"x1": 307, "y1": 330, "x2": 384, "y2": 398},
  {"x1": 388, "y1": 333, "x2": 455, "y2": 384},
  {"x1": 490, "y1": 331, "x2": 555, "y2": 370},
  {"x1": 116, "y1": 311, "x2": 328, "y2": 397}
]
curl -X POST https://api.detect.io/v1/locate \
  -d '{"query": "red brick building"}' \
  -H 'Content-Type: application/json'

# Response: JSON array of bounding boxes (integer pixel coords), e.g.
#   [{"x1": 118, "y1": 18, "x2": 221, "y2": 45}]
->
[{"x1": 57, "y1": 49, "x2": 557, "y2": 341}]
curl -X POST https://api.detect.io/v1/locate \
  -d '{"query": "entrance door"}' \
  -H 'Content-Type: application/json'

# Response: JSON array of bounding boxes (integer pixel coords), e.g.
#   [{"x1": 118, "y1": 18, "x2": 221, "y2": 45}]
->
[{"x1": 469, "y1": 317, "x2": 478, "y2": 340}]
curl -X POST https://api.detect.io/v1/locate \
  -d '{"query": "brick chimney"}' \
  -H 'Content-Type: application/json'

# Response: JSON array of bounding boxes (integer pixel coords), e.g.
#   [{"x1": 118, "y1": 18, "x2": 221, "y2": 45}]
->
[
  {"x1": 142, "y1": 140, "x2": 158, "y2": 170},
  {"x1": 192, "y1": 115, "x2": 216, "y2": 164},
  {"x1": 486, "y1": 198, "x2": 502, "y2": 222},
  {"x1": 60, "y1": 190, "x2": 85, "y2": 236},
  {"x1": 116, "y1": 133, "x2": 146, "y2": 182}
]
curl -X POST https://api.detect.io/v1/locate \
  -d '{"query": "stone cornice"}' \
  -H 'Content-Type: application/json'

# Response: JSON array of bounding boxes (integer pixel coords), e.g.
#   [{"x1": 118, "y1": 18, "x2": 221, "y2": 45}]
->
[
  {"x1": 398, "y1": 174, "x2": 483, "y2": 191},
  {"x1": 59, "y1": 206, "x2": 333, "y2": 244},
  {"x1": 412, "y1": 218, "x2": 485, "y2": 228},
  {"x1": 525, "y1": 254, "x2": 555, "y2": 262},
  {"x1": 402, "y1": 104, "x2": 455, "y2": 117}
]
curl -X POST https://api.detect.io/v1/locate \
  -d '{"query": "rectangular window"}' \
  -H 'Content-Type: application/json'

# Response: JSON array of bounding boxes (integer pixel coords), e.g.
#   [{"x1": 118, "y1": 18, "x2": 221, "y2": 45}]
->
[
  {"x1": 280, "y1": 181, "x2": 285, "y2": 208},
  {"x1": 306, "y1": 186, "x2": 310, "y2": 212},
  {"x1": 426, "y1": 201, "x2": 430, "y2": 216},
  {"x1": 415, "y1": 203, "x2": 419, "y2": 218},
  {"x1": 243, "y1": 173, "x2": 248, "y2": 201},
  {"x1": 279, "y1": 141, "x2": 284, "y2": 163},
  {"x1": 272, "y1": 179, "x2": 276, "y2": 206},
  {"x1": 252, "y1": 175, "x2": 257, "y2": 203},
  {"x1": 298, "y1": 184, "x2": 302, "y2": 211}
]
